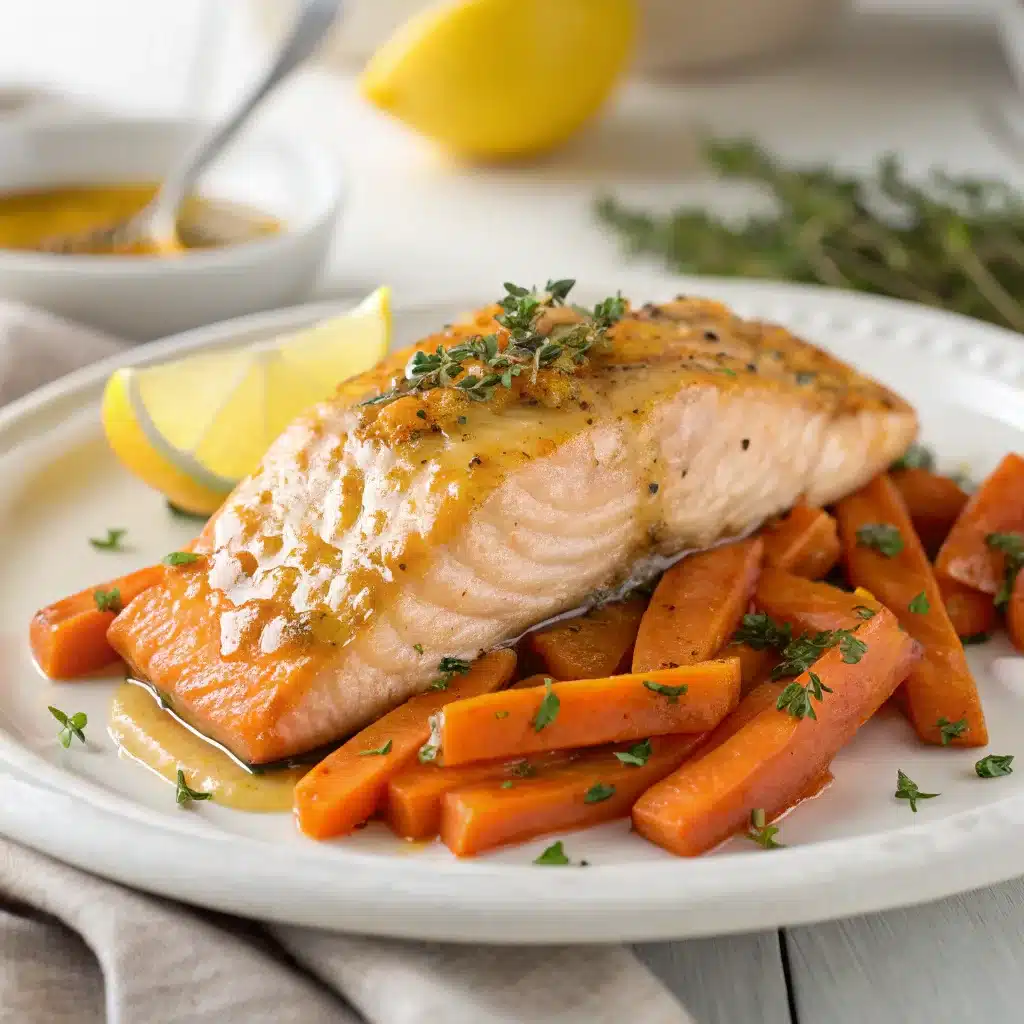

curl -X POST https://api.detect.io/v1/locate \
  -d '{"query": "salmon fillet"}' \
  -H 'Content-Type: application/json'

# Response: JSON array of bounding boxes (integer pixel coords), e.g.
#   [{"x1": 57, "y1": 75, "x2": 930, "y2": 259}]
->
[{"x1": 108, "y1": 290, "x2": 917, "y2": 763}]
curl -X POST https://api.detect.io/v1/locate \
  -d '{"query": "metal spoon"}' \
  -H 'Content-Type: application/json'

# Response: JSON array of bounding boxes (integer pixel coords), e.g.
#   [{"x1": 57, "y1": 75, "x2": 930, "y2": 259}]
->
[{"x1": 46, "y1": 0, "x2": 343, "y2": 255}]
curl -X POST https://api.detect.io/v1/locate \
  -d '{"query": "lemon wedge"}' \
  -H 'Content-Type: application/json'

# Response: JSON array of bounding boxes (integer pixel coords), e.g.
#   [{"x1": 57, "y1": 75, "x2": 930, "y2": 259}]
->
[
  {"x1": 360, "y1": 0, "x2": 636, "y2": 160},
  {"x1": 101, "y1": 287, "x2": 391, "y2": 515}
]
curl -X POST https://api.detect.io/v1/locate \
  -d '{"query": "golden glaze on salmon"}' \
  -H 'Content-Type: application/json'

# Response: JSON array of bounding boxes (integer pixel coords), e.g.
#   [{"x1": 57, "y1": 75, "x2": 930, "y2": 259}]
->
[{"x1": 107, "y1": 295, "x2": 917, "y2": 763}]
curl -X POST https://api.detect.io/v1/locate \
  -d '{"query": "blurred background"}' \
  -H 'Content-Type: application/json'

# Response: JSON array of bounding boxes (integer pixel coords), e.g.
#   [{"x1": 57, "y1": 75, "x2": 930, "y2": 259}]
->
[{"x1": 0, "y1": 0, "x2": 1020, "y2": 334}]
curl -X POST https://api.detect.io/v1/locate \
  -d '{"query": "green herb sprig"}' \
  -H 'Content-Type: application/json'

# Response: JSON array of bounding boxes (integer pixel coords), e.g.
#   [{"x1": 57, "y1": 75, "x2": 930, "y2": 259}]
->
[
  {"x1": 93, "y1": 588, "x2": 122, "y2": 613},
  {"x1": 772, "y1": 628, "x2": 866, "y2": 680},
  {"x1": 747, "y1": 808, "x2": 784, "y2": 849},
  {"x1": 986, "y1": 532, "x2": 1024, "y2": 608},
  {"x1": 597, "y1": 140, "x2": 1024, "y2": 333},
  {"x1": 89, "y1": 528, "x2": 127, "y2": 551},
  {"x1": 427, "y1": 656, "x2": 472, "y2": 691},
  {"x1": 175, "y1": 769, "x2": 212, "y2": 806},
  {"x1": 937, "y1": 717, "x2": 968, "y2": 745},
  {"x1": 733, "y1": 612, "x2": 792, "y2": 651},
  {"x1": 48, "y1": 706, "x2": 87, "y2": 748},
  {"x1": 856, "y1": 523, "x2": 904, "y2": 559},
  {"x1": 776, "y1": 671, "x2": 833, "y2": 721},
  {"x1": 976, "y1": 754, "x2": 1014, "y2": 778},
  {"x1": 895, "y1": 769, "x2": 939, "y2": 812},
  {"x1": 614, "y1": 739, "x2": 652, "y2": 767},
  {"x1": 361, "y1": 281, "x2": 625, "y2": 409},
  {"x1": 533, "y1": 679, "x2": 560, "y2": 732}
]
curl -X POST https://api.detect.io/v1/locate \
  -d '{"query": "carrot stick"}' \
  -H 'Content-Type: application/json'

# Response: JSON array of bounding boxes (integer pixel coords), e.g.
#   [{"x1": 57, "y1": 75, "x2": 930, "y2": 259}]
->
[
  {"x1": 761, "y1": 503, "x2": 841, "y2": 580},
  {"x1": 525, "y1": 597, "x2": 646, "y2": 681},
  {"x1": 935, "y1": 453, "x2": 1024, "y2": 594},
  {"x1": 441, "y1": 734, "x2": 705, "y2": 856},
  {"x1": 733, "y1": 643, "x2": 778, "y2": 695},
  {"x1": 386, "y1": 750, "x2": 576, "y2": 841},
  {"x1": 938, "y1": 576, "x2": 997, "y2": 639},
  {"x1": 30, "y1": 565, "x2": 165, "y2": 679},
  {"x1": 293, "y1": 650, "x2": 516, "y2": 839},
  {"x1": 631, "y1": 538, "x2": 762, "y2": 672},
  {"x1": 632, "y1": 609, "x2": 919, "y2": 856},
  {"x1": 1009, "y1": 571, "x2": 1024, "y2": 654},
  {"x1": 754, "y1": 567, "x2": 881, "y2": 634},
  {"x1": 435, "y1": 660, "x2": 740, "y2": 767},
  {"x1": 835, "y1": 474, "x2": 988, "y2": 747},
  {"x1": 510, "y1": 673, "x2": 557, "y2": 690},
  {"x1": 891, "y1": 468, "x2": 968, "y2": 557}
]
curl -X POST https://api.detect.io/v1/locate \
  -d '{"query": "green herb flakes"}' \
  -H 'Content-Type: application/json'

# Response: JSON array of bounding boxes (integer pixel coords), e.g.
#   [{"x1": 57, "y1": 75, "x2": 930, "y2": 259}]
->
[
  {"x1": 895, "y1": 769, "x2": 939, "y2": 812},
  {"x1": 584, "y1": 783, "x2": 615, "y2": 804},
  {"x1": 533, "y1": 679, "x2": 560, "y2": 732},
  {"x1": 853, "y1": 605, "x2": 877, "y2": 620},
  {"x1": 747, "y1": 808, "x2": 784, "y2": 849},
  {"x1": 48, "y1": 706, "x2": 86, "y2": 749},
  {"x1": 534, "y1": 841, "x2": 571, "y2": 866},
  {"x1": 975, "y1": 754, "x2": 1014, "y2": 778},
  {"x1": 175, "y1": 769, "x2": 212, "y2": 806},
  {"x1": 614, "y1": 739, "x2": 652, "y2": 767},
  {"x1": 776, "y1": 671, "x2": 833, "y2": 721},
  {"x1": 908, "y1": 592, "x2": 930, "y2": 614},
  {"x1": 856, "y1": 523, "x2": 904, "y2": 558},
  {"x1": 986, "y1": 532, "x2": 1024, "y2": 608},
  {"x1": 494, "y1": 710, "x2": 509, "y2": 720},
  {"x1": 359, "y1": 739, "x2": 393, "y2": 757},
  {"x1": 891, "y1": 444, "x2": 935, "y2": 472},
  {"x1": 89, "y1": 528, "x2": 127, "y2": 551},
  {"x1": 937, "y1": 717, "x2": 968, "y2": 745},
  {"x1": 643, "y1": 679, "x2": 688, "y2": 703},
  {"x1": 733, "y1": 612, "x2": 792, "y2": 651},
  {"x1": 417, "y1": 744, "x2": 438, "y2": 764},
  {"x1": 163, "y1": 551, "x2": 200, "y2": 566},
  {"x1": 93, "y1": 587, "x2": 122, "y2": 613}
]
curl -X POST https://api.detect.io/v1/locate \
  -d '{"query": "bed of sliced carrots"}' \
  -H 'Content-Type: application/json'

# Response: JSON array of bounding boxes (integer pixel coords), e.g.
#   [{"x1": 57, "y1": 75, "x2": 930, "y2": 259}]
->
[{"x1": 32, "y1": 441, "x2": 1024, "y2": 860}]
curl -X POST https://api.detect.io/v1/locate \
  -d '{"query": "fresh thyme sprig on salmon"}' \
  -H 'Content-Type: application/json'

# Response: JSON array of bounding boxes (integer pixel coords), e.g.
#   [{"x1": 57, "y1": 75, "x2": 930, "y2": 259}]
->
[{"x1": 103, "y1": 281, "x2": 917, "y2": 764}]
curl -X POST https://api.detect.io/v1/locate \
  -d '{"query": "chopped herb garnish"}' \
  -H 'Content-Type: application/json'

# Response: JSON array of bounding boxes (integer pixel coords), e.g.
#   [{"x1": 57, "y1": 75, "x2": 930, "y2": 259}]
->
[
  {"x1": 908, "y1": 591, "x2": 930, "y2": 614},
  {"x1": 93, "y1": 587, "x2": 122, "y2": 613},
  {"x1": 733, "y1": 612, "x2": 792, "y2": 651},
  {"x1": 937, "y1": 717, "x2": 968, "y2": 745},
  {"x1": 534, "y1": 841, "x2": 571, "y2": 865},
  {"x1": 614, "y1": 739, "x2": 652, "y2": 767},
  {"x1": 533, "y1": 679, "x2": 560, "y2": 732},
  {"x1": 584, "y1": 783, "x2": 616, "y2": 804},
  {"x1": 509, "y1": 761, "x2": 535, "y2": 778},
  {"x1": 429, "y1": 655, "x2": 472, "y2": 691},
  {"x1": 975, "y1": 754, "x2": 1014, "y2": 778},
  {"x1": 986, "y1": 532, "x2": 1024, "y2": 608},
  {"x1": 776, "y1": 670, "x2": 833, "y2": 721},
  {"x1": 771, "y1": 628, "x2": 865, "y2": 680},
  {"x1": 891, "y1": 444, "x2": 935, "y2": 472},
  {"x1": 89, "y1": 528, "x2": 127, "y2": 551},
  {"x1": 895, "y1": 769, "x2": 939, "y2": 812},
  {"x1": 853, "y1": 605, "x2": 877, "y2": 620},
  {"x1": 501, "y1": 780, "x2": 514, "y2": 789},
  {"x1": 163, "y1": 551, "x2": 200, "y2": 566},
  {"x1": 48, "y1": 706, "x2": 86, "y2": 748},
  {"x1": 643, "y1": 679, "x2": 688, "y2": 703},
  {"x1": 361, "y1": 281, "x2": 625, "y2": 409},
  {"x1": 962, "y1": 632, "x2": 991, "y2": 645},
  {"x1": 413, "y1": 643, "x2": 424, "y2": 654},
  {"x1": 417, "y1": 743, "x2": 438, "y2": 763},
  {"x1": 856, "y1": 523, "x2": 904, "y2": 558},
  {"x1": 175, "y1": 769, "x2": 212, "y2": 806},
  {"x1": 359, "y1": 739, "x2": 393, "y2": 757},
  {"x1": 747, "y1": 808, "x2": 784, "y2": 849},
  {"x1": 494, "y1": 710, "x2": 509, "y2": 720}
]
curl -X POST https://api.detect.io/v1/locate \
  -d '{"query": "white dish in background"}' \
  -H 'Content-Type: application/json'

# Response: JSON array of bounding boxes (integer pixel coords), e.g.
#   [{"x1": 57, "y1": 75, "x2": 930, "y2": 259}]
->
[
  {"x1": 1, "y1": 278, "x2": 1024, "y2": 943},
  {"x1": 0, "y1": 116, "x2": 343, "y2": 340}
]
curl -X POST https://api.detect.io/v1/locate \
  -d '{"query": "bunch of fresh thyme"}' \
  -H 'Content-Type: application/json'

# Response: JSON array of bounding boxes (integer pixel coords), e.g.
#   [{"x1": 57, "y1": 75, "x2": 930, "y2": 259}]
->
[
  {"x1": 362, "y1": 280, "x2": 626, "y2": 408},
  {"x1": 596, "y1": 138, "x2": 1024, "y2": 332}
]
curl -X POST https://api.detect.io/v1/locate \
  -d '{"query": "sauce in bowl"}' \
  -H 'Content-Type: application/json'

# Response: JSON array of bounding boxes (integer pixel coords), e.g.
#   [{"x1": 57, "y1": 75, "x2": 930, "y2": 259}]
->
[{"x1": 0, "y1": 184, "x2": 281, "y2": 254}]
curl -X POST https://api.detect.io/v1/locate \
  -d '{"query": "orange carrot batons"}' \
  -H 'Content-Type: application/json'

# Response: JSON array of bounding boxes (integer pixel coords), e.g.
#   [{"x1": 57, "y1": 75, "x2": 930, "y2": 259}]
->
[
  {"x1": 30, "y1": 565, "x2": 165, "y2": 679},
  {"x1": 890, "y1": 468, "x2": 968, "y2": 558},
  {"x1": 1008, "y1": 571, "x2": 1024, "y2": 654},
  {"x1": 631, "y1": 538, "x2": 762, "y2": 672},
  {"x1": 441, "y1": 735, "x2": 704, "y2": 857},
  {"x1": 834, "y1": 474, "x2": 987, "y2": 747},
  {"x1": 632, "y1": 609, "x2": 919, "y2": 856},
  {"x1": 938, "y1": 576, "x2": 997, "y2": 639},
  {"x1": 525, "y1": 597, "x2": 646, "y2": 680},
  {"x1": 935, "y1": 453, "x2": 1024, "y2": 594},
  {"x1": 435, "y1": 661, "x2": 740, "y2": 767},
  {"x1": 761, "y1": 503, "x2": 841, "y2": 580},
  {"x1": 293, "y1": 650, "x2": 516, "y2": 840}
]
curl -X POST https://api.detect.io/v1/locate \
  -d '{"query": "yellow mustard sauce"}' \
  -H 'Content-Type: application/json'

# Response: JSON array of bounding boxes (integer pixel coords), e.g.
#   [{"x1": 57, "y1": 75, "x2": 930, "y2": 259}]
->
[
  {"x1": 108, "y1": 681, "x2": 306, "y2": 811},
  {"x1": 0, "y1": 184, "x2": 280, "y2": 253}
]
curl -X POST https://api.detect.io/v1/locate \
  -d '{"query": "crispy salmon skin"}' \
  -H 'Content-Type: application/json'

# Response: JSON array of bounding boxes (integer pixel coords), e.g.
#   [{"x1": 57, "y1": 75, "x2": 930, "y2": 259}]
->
[{"x1": 108, "y1": 288, "x2": 916, "y2": 763}]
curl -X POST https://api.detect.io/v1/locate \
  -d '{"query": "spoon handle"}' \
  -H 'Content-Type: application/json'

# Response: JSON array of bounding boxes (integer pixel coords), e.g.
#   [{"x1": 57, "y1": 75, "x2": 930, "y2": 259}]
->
[{"x1": 152, "y1": 0, "x2": 344, "y2": 237}]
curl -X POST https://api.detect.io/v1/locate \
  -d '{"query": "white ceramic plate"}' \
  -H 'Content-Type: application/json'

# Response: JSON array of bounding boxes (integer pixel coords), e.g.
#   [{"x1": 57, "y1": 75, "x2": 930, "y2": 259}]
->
[{"x1": 2, "y1": 279, "x2": 1024, "y2": 944}]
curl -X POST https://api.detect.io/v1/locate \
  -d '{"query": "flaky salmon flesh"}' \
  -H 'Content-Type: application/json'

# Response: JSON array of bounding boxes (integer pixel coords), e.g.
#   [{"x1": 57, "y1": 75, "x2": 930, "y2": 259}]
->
[{"x1": 107, "y1": 290, "x2": 917, "y2": 764}]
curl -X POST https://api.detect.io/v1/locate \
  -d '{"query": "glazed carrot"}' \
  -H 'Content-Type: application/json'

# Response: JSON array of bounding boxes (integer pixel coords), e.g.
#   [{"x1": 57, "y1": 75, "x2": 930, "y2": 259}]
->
[
  {"x1": 511, "y1": 673, "x2": 557, "y2": 689},
  {"x1": 754, "y1": 566, "x2": 881, "y2": 634},
  {"x1": 835, "y1": 474, "x2": 988, "y2": 747},
  {"x1": 441, "y1": 734, "x2": 704, "y2": 856},
  {"x1": 386, "y1": 750, "x2": 577, "y2": 841},
  {"x1": 632, "y1": 609, "x2": 918, "y2": 856},
  {"x1": 1007, "y1": 570, "x2": 1024, "y2": 653},
  {"x1": 30, "y1": 565, "x2": 165, "y2": 679},
  {"x1": 293, "y1": 650, "x2": 516, "y2": 839},
  {"x1": 435, "y1": 660, "x2": 740, "y2": 767},
  {"x1": 631, "y1": 538, "x2": 762, "y2": 672},
  {"x1": 938, "y1": 576, "x2": 997, "y2": 639},
  {"x1": 761, "y1": 503, "x2": 841, "y2": 580},
  {"x1": 526, "y1": 597, "x2": 646, "y2": 680},
  {"x1": 890, "y1": 468, "x2": 968, "y2": 557},
  {"x1": 935, "y1": 453, "x2": 1024, "y2": 594},
  {"x1": 733, "y1": 643, "x2": 778, "y2": 694}
]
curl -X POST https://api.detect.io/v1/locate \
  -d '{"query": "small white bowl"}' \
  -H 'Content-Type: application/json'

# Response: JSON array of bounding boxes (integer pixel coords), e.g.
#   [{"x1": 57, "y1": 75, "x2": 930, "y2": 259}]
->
[{"x1": 0, "y1": 116, "x2": 343, "y2": 340}]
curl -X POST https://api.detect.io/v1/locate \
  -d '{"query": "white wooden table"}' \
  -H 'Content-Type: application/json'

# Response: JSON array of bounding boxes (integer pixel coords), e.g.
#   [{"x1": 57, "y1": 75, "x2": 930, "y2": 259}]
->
[{"x1": 1, "y1": 2, "x2": 1021, "y2": 1020}]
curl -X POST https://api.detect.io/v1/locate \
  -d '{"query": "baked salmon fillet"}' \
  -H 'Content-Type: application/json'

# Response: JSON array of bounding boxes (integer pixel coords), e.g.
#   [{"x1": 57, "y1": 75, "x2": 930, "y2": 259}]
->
[{"x1": 107, "y1": 285, "x2": 917, "y2": 764}]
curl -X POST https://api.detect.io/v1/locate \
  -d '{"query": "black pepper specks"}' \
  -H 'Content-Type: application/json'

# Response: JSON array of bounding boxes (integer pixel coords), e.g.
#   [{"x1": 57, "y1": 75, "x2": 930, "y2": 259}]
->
[
  {"x1": 746, "y1": 362, "x2": 757, "y2": 373},
  {"x1": 469, "y1": 456, "x2": 482, "y2": 468},
  {"x1": 416, "y1": 409, "x2": 427, "y2": 419},
  {"x1": 704, "y1": 329, "x2": 719, "y2": 342},
  {"x1": 741, "y1": 438, "x2": 750, "y2": 451},
  {"x1": 681, "y1": 469, "x2": 688, "y2": 479},
  {"x1": 648, "y1": 482, "x2": 659, "y2": 495}
]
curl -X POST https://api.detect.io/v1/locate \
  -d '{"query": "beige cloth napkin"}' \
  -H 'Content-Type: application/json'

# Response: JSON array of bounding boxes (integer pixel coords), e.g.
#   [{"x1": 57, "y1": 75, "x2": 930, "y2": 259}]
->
[{"x1": 0, "y1": 302, "x2": 695, "y2": 1024}]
